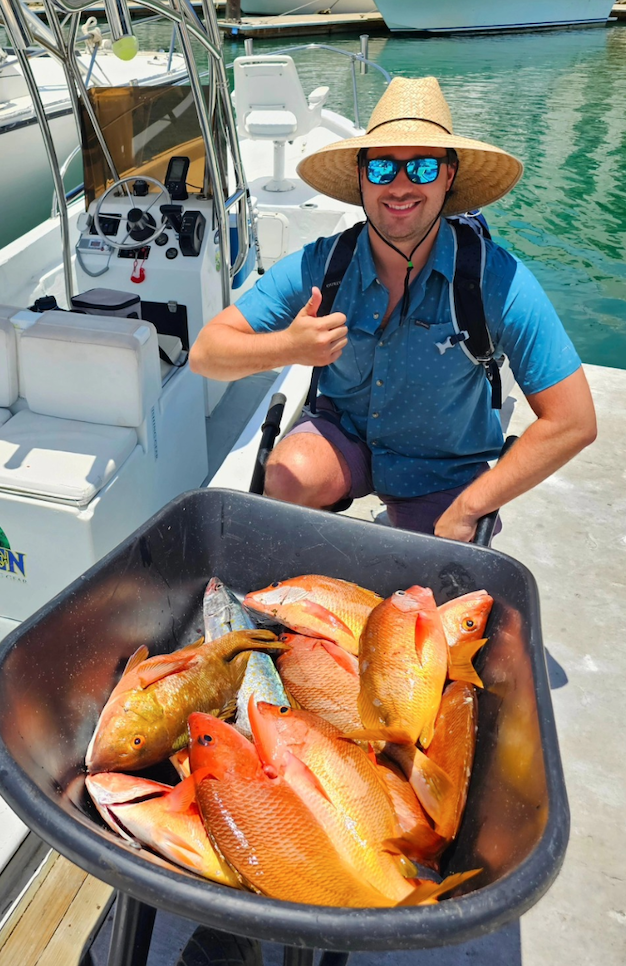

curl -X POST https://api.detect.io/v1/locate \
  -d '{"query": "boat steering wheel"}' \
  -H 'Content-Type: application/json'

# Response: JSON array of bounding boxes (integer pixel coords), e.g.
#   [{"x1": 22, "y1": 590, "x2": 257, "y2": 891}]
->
[{"x1": 93, "y1": 176, "x2": 172, "y2": 250}]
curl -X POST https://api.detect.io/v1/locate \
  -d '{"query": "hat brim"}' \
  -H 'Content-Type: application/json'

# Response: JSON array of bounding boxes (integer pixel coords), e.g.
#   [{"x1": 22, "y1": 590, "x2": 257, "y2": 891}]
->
[{"x1": 296, "y1": 126, "x2": 523, "y2": 216}]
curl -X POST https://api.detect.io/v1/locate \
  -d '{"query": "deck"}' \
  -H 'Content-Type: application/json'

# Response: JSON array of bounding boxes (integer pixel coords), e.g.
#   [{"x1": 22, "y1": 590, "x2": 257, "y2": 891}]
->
[{"x1": 0, "y1": 361, "x2": 624, "y2": 965}]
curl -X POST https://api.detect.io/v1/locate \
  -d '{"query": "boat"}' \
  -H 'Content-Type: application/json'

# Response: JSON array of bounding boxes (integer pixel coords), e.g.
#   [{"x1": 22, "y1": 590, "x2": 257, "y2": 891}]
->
[
  {"x1": 240, "y1": 0, "x2": 377, "y2": 14},
  {"x1": 373, "y1": 0, "x2": 616, "y2": 33},
  {"x1": 0, "y1": 6, "x2": 191, "y2": 249},
  {"x1": 0, "y1": 0, "x2": 388, "y2": 892}
]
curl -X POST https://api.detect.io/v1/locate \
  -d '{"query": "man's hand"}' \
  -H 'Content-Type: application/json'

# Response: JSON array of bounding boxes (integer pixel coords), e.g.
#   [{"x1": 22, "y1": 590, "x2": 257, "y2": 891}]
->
[
  {"x1": 434, "y1": 499, "x2": 479, "y2": 543},
  {"x1": 285, "y1": 287, "x2": 348, "y2": 367}
]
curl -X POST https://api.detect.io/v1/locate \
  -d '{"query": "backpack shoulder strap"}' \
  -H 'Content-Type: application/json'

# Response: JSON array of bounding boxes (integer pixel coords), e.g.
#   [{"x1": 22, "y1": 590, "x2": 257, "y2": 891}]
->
[
  {"x1": 448, "y1": 219, "x2": 502, "y2": 409},
  {"x1": 306, "y1": 221, "x2": 366, "y2": 411}
]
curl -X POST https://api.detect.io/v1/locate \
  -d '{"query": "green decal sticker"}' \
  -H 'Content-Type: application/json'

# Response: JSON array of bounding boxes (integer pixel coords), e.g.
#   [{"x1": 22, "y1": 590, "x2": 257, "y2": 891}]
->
[{"x1": 0, "y1": 526, "x2": 9, "y2": 550}]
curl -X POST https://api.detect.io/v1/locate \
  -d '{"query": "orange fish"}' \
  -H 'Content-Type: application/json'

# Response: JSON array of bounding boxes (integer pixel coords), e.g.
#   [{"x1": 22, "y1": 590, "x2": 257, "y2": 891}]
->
[
  {"x1": 276, "y1": 633, "x2": 361, "y2": 735},
  {"x1": 357, "y1": 586, "x2": 449, "y2": 747},
  {"x1": 188, "y1": 712, "x2": 400, "y2": 906},
  {"x1": 86, "y1": 629, "x2": 285, "y2": 773},
  {"x1": 247, "y1": 701, "x2": 479, "y2": 905},
  {"x1": 374, "y1": 755, "x2": 447, "y2": 869},
  {"x1": 85, "y1": 772, "x2": 239, "y2": 886},
  {"x1": 243, "y1": 576, "x2": 382, "y2": 656},
  {"x1": 439, "y1": 590, "x2": 493, "y2": 688}
]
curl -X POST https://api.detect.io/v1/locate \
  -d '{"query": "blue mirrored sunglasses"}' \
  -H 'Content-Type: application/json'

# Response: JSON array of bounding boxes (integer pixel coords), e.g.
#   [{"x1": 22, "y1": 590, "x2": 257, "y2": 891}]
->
[{"x1": 364, "y1": 156, "x2": 445, "y2": 186}]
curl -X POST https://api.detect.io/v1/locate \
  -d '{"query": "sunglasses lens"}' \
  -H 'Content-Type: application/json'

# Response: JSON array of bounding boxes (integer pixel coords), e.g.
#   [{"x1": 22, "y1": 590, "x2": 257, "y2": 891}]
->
[
  {"x1": 366, "y1": 159, "x2": 399, "y2": 185},
  {"x1": 406, "y1": 158, "x2": 441, "y2": 184}
]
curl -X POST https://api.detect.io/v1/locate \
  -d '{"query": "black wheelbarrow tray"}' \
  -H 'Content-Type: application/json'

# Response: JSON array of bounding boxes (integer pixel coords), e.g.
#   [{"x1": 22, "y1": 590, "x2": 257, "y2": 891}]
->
[{"x1": 0, "y1": 489, "x2": 569, "y2": 955}]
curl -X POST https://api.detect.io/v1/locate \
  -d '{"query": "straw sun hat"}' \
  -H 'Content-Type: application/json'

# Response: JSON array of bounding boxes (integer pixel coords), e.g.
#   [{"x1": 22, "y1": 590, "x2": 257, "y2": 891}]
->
[{"x1": 296, "y1": 76, "x2": 523, "y2": 217}]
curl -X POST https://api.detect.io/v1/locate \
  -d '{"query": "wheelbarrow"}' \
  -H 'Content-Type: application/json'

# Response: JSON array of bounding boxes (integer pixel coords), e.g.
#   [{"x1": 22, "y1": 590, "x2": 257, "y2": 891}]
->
[{"x1": 0, "y1": 483, "x2": 568, "y2": 965}]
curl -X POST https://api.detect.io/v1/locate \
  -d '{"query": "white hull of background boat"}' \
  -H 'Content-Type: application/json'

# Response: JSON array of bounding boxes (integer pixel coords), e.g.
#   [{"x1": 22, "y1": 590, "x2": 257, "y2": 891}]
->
[
  {"x1": 240, "y1": 0, "x2": 377, "y2": 14},
  {"x1": 374, "y1": 0, "x2": 615, "y2": 32}
]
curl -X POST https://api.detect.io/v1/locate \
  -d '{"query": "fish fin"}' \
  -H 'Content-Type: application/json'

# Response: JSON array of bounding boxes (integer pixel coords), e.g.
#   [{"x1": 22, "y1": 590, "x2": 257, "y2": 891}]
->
[
  {"x1": 396, "y1": 869, "x2": 482, "y2": 906},
  {"x1": 447, "y1": 639, "x2": 487, "y2": 688},
  {"x1": 283, "y1": 749, "x2": 332, "y2": 803},
  {"x1": 164, "y1": 775, "x2": 198, "y2": 814},
  {"x1": 170, "y1": 750, "x2": 191, "y2": 780},
  {"x1": 299, "y1": 601, "x2": 358, "y2": 653},
  {"x1": 382, "y1": 823, "x2": 448, "y2": 866},
  {"x1": 217, "y1": 698, "x2": 238, "y2": 721},
  {"x1": 219, "y1": 630, "x2": 288, "y2": 661},
  {"x1": 136, "y1": 652, "x2": 201, "y2": 689},
  {"x1": 121, "y1": 645, "x2": 150, "y2": 677},
  {"x1": 318, "y1": 639, "x2": 359, "y2": 677},
  {"x1": 402, "y1": 747, "x2": 455, "y2": 830},
  {"x1": 367, "y1": 743, "x2": 378, "y2": 766},
  {"x1": 175, "y1": 636, "x2": 206, "y2": 653}
]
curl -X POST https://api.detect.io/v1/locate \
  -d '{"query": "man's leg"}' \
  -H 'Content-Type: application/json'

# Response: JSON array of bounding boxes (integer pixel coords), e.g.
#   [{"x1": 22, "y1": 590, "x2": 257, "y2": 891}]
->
[
  {"x1": 264, "y1": 397, "x2": 373, "y2": 509},
  {"x1": 265, "y1": 433, "x2": 351, "y2": 509}
]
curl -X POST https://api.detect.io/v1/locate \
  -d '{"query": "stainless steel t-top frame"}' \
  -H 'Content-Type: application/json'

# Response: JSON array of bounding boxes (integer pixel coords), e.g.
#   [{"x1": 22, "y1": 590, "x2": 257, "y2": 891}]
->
[{"x1": 0, "y1": 0, "x2": 254, "y2": 310}]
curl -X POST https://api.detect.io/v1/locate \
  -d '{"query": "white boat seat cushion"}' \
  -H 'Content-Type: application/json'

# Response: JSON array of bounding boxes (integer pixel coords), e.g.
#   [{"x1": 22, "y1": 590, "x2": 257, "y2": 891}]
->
[
  {"x1": 19, "y1": 311, "x2": 161, "y2": 428},
  {"x1": 0, "y1": 410, "x2": 12, "y2": 427},
  {"x1": 234, "y1": 55, "x2": 328, "y2": 143},
  {"x1": 0, "y1": 410, "x2": 137, "y2": 506},
  {"x1": 244, "y1": 110, "x2": 297, "y2": 140},
  {"x1": 0, "y1": 318, "x2": 19, "y2": 408}
]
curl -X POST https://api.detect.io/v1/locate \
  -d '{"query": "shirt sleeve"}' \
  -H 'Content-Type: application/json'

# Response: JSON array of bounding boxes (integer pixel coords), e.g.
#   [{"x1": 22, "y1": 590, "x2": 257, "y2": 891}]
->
[
  {"x1": 486, "y1": 251, "x2": 581, "y2": 396},
  {"x1": 234, "y1": 236, "x2": 332, "y2": 333}
]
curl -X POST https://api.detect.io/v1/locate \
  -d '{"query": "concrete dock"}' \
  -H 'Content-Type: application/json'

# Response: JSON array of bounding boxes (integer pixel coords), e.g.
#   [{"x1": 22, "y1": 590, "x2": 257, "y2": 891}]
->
[{"x1": 217, "y1": 10, "x2": 386, "y2": 38}]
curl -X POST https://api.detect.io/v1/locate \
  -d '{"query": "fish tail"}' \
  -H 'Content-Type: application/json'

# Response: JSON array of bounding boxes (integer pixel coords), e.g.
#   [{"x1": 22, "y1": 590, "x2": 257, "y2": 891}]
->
[
  {"x1": 447, "y1": 639, "x2": 487, "y2": 688},
  {"x1": 395, "y1": 868, "x2": 482, "y2": 906}
]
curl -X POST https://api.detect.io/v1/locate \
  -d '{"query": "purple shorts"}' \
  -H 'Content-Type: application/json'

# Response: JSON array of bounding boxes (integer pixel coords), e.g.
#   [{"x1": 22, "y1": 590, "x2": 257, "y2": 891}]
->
[{"x1": 285, "y1": 396, "x2": 497, "y2": 536}]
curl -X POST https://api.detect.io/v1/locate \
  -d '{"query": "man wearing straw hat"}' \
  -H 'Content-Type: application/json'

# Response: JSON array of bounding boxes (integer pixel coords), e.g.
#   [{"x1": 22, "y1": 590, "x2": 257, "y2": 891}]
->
[{"x1": 190, "y1": 77, "x2": 596, "y2": 542}]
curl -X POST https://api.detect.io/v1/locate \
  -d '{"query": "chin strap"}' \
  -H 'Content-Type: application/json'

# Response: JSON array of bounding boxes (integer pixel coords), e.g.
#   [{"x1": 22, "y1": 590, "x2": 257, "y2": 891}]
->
[{"x1": 358, "y1": 160, "x2": 458, "y2": 324}]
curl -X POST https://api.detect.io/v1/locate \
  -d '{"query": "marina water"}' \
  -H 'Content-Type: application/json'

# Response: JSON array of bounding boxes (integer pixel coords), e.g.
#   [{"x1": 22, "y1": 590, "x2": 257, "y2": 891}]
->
[{"x1": 2, "y1": 22, "x2": 625, "y2": 368}]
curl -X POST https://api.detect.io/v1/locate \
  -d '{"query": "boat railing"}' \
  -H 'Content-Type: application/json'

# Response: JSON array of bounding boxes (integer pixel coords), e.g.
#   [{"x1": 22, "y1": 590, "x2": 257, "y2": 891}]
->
[
  {"x1": 225, "y1": 36, "x2": 391, "y2": 131},
  {"x1": 0, "y1": 0, "x2": 256, "y2": 311},
  {"x1": 50, "y1": 144, "x2": 83, "y2": 219}
]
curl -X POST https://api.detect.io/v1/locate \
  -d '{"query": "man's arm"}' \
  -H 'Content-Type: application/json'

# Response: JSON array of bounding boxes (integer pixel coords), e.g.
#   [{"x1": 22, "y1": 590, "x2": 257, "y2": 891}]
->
[
  {"x1": 434, "y1": 367, "x2": 597, "y2": 543},
  {"x1": 189, "y1": 287, "x2": 348, "y2": 381}
]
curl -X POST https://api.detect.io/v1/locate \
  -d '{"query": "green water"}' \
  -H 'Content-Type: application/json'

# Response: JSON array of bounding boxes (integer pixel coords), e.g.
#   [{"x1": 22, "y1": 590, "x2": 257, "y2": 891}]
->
[{"x1": 2, "y1": 22, "x2": 625, "y2": 367}]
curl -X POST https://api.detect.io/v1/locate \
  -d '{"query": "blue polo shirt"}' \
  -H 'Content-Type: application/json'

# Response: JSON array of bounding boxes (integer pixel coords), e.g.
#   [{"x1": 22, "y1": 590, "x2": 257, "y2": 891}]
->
[{"x1": 236, "y1": 218, "x2": 581, "y2": 497}]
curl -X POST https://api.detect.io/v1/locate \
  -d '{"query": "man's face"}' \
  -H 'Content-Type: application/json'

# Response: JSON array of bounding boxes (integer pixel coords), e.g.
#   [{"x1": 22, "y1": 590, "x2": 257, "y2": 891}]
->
[{"x1": 359, "y1": 145, "x2": 457, "y2": 247}]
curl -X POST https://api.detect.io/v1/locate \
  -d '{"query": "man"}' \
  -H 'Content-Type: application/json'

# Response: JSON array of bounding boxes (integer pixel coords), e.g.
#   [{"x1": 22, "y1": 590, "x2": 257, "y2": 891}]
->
[{"x1": 190, "y1": 77, "x2": 596, "y2": 542}]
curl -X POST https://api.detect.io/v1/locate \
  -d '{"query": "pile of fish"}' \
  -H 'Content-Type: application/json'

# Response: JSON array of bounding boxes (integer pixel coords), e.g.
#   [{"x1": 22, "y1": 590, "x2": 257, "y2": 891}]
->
[{"x1": 85, "y1": 575, "x2": 493, "y2": 908}]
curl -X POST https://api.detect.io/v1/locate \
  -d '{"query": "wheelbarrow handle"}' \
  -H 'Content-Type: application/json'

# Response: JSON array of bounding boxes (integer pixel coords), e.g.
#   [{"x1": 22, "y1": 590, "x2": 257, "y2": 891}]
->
[
  {"x1": 249, "y1": 392, "x2": 287, "y2": 495},
  {"x1": 472, "y1": 435, "x2": 518, "y2": 547}
]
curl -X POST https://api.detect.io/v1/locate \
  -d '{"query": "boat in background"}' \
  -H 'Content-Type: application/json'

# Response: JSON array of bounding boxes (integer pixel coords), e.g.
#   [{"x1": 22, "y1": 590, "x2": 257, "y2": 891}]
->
[
  {"x1": 374, "y1": 0, "x2": 616, "y2": 33},
  {"x1": 240, "y1": 0, "x2": 377, "y2": 14},
  {"x1": 0, "y1": 8, "x2": 188, "y2": 248}
]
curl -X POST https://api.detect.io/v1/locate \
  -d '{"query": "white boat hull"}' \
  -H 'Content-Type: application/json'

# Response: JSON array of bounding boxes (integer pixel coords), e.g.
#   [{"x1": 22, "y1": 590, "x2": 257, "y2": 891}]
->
[
  {"x1": 240, "y1": 0, "x2": 377, "y2": 14},
  {"x1": 374, "y1": 0, "x2": 615, "y2": 32}
]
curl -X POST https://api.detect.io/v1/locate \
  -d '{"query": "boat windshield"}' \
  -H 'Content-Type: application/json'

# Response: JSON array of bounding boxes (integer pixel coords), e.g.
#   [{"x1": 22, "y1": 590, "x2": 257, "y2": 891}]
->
[{"x1": 80, "y1": 85, "x2": 209, "y2": 206}]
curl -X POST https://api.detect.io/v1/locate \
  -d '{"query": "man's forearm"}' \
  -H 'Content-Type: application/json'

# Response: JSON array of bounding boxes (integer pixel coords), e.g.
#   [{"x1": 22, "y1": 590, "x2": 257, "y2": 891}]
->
[
  {"x1": 436, "y1": 411, "x2": 595, "y2": 541},
  {"x1": 189, "y1": 322, "x2": 294, "y2": 381}
]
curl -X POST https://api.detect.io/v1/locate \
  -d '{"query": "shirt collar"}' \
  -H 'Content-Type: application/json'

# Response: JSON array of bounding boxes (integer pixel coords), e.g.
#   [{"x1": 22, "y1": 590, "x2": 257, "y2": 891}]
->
[{"x1": 358, "y1": 216, "x2": 455, "y2": 292}]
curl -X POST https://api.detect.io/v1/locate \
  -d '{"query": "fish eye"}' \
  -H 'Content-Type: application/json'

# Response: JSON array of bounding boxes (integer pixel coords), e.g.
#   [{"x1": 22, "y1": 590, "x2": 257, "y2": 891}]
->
[
  {"x1": 396, "y1": 590, "x2": 406, "y2": 596},
  {"x1": 198, "y1": 734, "x2": 214, "y2": 746},
  {"x1": 132, "y1": 736, "x2": 144, "y2": 747},
  {"x1": 271, "y1": 581, "x2": 281, "y2": 588},
  {"x1": 463, "y1": 619, "x2": 475, "y2": 629},
  {"x1": 279, "y1": 706, "x2": 290, "y2": 714}
]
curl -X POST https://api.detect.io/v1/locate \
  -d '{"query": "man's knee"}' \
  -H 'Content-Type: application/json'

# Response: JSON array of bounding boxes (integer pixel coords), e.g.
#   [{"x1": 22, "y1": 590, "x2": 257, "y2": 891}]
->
[{"x1": 264, "y1": 437, "x2": 350, "y2": 508}]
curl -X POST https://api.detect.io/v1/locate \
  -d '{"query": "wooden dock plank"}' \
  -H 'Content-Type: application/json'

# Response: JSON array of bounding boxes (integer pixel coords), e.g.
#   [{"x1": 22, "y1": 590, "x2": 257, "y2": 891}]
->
[
  {"x1": 0, "y1": 855, "x2": 87, "y2": 966},
  {"x1": 37, "y1": 874, "x2": 113, "y2": 966}
]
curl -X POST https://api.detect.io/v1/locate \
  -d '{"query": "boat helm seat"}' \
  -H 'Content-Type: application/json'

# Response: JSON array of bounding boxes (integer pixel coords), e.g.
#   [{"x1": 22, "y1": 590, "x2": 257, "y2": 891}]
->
[
  {"x1": 0, "y1": 311, "x2": 161, "y2": 506},
  {"x1": 233, "y1": 55, "x2": 329, "y2": 192}
]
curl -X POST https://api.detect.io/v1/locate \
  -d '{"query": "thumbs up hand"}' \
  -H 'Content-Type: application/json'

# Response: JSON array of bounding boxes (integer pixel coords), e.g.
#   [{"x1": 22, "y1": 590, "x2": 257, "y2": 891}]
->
[{"x1": 285, "y1": 287, "x2": 348, "y2": 367}]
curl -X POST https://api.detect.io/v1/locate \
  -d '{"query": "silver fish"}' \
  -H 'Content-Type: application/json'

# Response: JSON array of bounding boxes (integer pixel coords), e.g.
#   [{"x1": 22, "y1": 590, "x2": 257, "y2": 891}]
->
[
  {"x1": 203, "y1": 577, "x2": 255, "y2": 642},
  {"x1": 234, "y1": 651, "x2": 290, "y2": 739}
]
